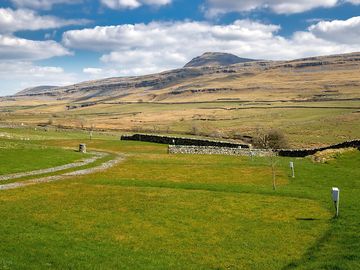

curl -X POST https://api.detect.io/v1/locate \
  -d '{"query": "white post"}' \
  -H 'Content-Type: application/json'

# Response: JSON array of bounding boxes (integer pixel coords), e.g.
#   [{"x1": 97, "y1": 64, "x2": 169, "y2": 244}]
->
[
  {"x1": 249, "y1": 150, "x2": 254, "y2": 161},
  {"x1": 332, "y1": 187, "x2": 340, "y2": 217},
  {"x1": 290, "y1": 161, "x2": 295, "y2": 178}
]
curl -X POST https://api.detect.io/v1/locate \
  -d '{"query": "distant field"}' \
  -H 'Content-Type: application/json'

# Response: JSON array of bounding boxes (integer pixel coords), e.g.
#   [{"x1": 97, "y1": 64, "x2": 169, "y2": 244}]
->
[
  {"x1": 1, "y1": 99, "x2": 360, "y2": 147},
  {"x1": 0, "y1": 128, "x2": 359, "y2": 269}
]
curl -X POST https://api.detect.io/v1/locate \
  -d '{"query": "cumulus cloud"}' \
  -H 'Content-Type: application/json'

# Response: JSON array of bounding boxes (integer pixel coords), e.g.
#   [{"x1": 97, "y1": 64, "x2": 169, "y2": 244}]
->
[
  {"x1": 100, "y1": 50, "x2": 188, "y2": 75},
  {"x1": 82, "y1": 67, "x2": 123, "y2": 80},
  {"x1": 203, "y1": 0, "x2": 340, "y2": 16},
  {"x1": 100, "y1": 0, "x2": 172, "y2": 9},
  {"x1": 63, "y1": 20, "x2": 280, "y2": 52},
  {"x1": 345, "y1": 0, "x2": 360, "y2": 3},
  {"x1": 0, "y1": 61, "x2": 78, "y2": 95},
  {"x1": 0, "y1": 8, "x2": 89, "y2": 34},
  {"x1": 309, "y1": 16, "x2": 360, "y2": 44},
  {"x1": 83, "y1": 67, "x2": 104, "y2": 75},
  {"x1": 0, "y1": 34, "x2": 70, "y2": 60},
  {"x1": 62, "y1": 18, "x2": 360, "y2": 76},
  {"x1": 0, "y1": 6, "x2": 88, "y2": 95},
  {"x1": 10, "y1": 0, "x2": 80, "y2": 10}
]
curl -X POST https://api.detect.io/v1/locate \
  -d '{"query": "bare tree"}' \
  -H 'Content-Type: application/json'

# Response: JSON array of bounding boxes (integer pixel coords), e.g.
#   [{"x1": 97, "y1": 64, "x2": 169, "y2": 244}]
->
[
  {"x1": 47, "y1": 117, "x2": 53, "y2": 126},
  {"x1": 75, "y1": 116, "x2": 87, "y2": 129},
  {"x1": 89, "y1": 123, "x2": 95, "y2": 140},
  {"x1": 190, "y1": 123, "x2": 201, "y2": 136},
  {"x1": 253, "y1": 129, "x2": 288, "y2": 190},
  {"x1": 253, "y1": 129, "x2": 288, "y2": 150}
]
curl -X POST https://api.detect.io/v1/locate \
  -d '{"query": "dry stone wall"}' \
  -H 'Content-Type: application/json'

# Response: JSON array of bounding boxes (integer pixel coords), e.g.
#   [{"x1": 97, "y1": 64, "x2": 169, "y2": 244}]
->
[
  {"x1": 122, "y1": 134, "x2": 359, "y2": 158},
  {"x1": 168, "y1": 145, "x2": 274, "y2": 157},
  {"x1": 121, "y1": 134, "x2": 249, "y2": 148},
  {"x1": 278, "y1": 139, "x2": 360, "y2": 157}
]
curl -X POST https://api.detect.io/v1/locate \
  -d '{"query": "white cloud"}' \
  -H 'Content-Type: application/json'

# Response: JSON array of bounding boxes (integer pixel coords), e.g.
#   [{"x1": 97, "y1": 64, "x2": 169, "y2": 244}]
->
[
  {"x1": 100, "y1": 0, "x2": 171, "y2": 9},
  {"x1": 62, "y1": 19, "x2": 360, "y2": 76},
  {"x1": 309, "y1": 16, "x2": 360, "y2": 44},
  {"x1": 203, "y1": 0, "x2": 339, "y2": 16},
  {"x1": 100, "y1": 50, "x2": 188, "y2": 75},
  {"x1": 82, "y1": 67, "x2": 122, "y2": 80},
  {"x1": 0, "y1": 61, "x2": 78, "y2": 95},
  {"x1": 0, "y1": 8, "x2": 89, "y2": 34},
  {"x1": 10, "y1": 0, "x2": 80, "y2": 10},
  {"x1": 345, "y1": 0, "x2": 360, "y2": 3},
  {"x1": 83, "y1": 67, "x2": 104, "y2": 75},
  {"x1": 0, "y1": 34, "x2": 70, "y2": 60},
  {"x1": 63, "y1": 20, "x2": 281, "y2": 52},
  {"x1": 0, "y1": 6, "x2": 89, "y2": 95}
]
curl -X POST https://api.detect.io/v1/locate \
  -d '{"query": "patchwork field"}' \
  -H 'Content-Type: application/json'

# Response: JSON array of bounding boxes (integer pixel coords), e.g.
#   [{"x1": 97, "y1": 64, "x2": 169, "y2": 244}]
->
[
  {"x1": 2, "y1": 100, "x2": 360, "y2": 148},
  {"x1": 0, "y1": 128, "x2": 359, "y2": 269}
]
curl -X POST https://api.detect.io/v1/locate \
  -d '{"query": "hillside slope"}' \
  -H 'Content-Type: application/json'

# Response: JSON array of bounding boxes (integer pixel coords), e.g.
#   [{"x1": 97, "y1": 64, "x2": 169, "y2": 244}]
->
[
  {"x1": 16, "y1": 86, "x2": 58, "y2": 96},
  {"x1": 10, "y1": 51, "x2": 360, "y2": 105}
]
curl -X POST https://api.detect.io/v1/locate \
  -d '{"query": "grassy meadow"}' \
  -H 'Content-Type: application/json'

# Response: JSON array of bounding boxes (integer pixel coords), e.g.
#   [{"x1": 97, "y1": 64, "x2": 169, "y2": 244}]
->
[
  {"x1": 0, "y1": 128, "x2": 359, "y2": 269},
  {"x1": 0, "y1": 140, "x2": 87, "y2": 176}
]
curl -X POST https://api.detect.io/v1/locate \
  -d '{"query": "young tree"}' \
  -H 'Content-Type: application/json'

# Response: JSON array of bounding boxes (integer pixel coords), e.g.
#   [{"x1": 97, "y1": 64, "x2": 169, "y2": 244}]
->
[
  {"x1": 253, "y1": 129, "x2": 288, "y2": 190},
  {"x1": 269, "y1": 153, "x2": 278, "y2": 190}
]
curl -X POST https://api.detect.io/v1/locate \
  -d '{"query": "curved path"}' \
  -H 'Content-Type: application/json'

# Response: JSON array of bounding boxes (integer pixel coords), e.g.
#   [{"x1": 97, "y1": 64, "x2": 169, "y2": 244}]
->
[
  {"x1": 0, "y1": 153, "x2": 125, "y2": 191},
  {"x1": 0, "y1": 151, "x2": 107, "y2": 182}
]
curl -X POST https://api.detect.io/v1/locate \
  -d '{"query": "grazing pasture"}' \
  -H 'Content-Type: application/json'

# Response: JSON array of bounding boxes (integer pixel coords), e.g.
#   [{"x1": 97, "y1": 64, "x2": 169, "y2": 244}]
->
[
  {"x1": 0, "y1": 128, "x2": 359, "y2": 269},
  {"x1": 0, "y1": 141, "x2": 87, "y2": 176}
]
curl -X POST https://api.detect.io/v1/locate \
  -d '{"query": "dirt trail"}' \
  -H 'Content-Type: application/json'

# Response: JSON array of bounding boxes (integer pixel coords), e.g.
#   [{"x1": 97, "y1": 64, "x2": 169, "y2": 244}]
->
[{"x1": 0, "y1": 155, "x2": 125, "y2": 191}]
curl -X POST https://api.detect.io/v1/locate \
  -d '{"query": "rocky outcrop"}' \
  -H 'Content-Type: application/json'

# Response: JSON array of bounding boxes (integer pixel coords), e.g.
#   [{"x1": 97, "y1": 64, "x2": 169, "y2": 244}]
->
[{"x1": 16, "y1": 85, "x2": 58, "y2": 96}]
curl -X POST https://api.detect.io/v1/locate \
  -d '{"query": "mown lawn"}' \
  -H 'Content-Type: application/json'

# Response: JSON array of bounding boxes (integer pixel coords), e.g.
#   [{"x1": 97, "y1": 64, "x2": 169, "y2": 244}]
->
[{"x1": 0, "y1": 132, "x2": 359, "y2": 269}]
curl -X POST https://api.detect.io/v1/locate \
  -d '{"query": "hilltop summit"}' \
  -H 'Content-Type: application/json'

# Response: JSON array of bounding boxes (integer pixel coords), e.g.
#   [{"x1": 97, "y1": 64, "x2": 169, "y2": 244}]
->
[{"x1": 184, "y1": 52, "x2": 257, "y2": 68}]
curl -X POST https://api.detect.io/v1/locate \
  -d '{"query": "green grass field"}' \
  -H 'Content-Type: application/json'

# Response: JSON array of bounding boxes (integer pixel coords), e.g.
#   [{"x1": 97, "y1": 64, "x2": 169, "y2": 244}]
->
[
  {"x1": 0, "y1": 140, "x2": 87, "y2": 175},
  {"x1": 0, "y1": 128, "x2": 359, "y2": 269}
]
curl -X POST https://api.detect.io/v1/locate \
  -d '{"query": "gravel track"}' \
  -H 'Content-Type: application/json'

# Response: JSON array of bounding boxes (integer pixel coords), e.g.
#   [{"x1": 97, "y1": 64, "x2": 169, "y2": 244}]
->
[
  {"x1": 0, "y1": 151, "x2": 107, "y2": 182},
  {"x1": 0, "y1": 155, "x2": 125, "y2": 191}
]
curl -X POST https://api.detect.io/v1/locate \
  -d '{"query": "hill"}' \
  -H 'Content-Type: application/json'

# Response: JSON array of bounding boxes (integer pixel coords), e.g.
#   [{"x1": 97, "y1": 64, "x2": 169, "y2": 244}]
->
[
  {"x1": 1, "y1": 51, "x2": 360, "y2": 147},
  {"x1": 184, "y1": 52, "x2": 257, "y2": 68},
  {"x1": 11, "y1": 51, "x2": 360, "y2": 104},
  {"x1": 16, "y1": 86, "x2": 58, "y2": 96}
]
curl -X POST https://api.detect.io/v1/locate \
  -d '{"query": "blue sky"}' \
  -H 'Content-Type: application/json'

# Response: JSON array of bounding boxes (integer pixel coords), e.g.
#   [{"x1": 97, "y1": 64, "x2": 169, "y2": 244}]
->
[{"x1": 1, "y1": 0, "x2": 360, "y2": 95}]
